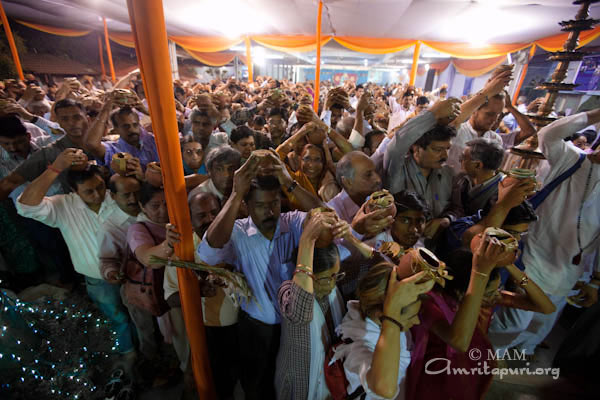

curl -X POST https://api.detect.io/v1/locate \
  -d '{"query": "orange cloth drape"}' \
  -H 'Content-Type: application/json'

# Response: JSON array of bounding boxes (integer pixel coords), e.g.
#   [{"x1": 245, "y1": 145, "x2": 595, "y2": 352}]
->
[
  {"x1": 170, "y1": 36, "x2": 243, "y2": 52},
  {"x1": 535, "y1": 26, "x2": 600, "y2": 52},
  {"x1": 245, "y1": 36, "x2": 253, "y2": 82},
  {"x1": 422, "y1": 40, "x2": 530, "y2": 60},
  {"x1": 0, "y1": 1, "x2": 23, "y2": 80},
  {"x1": 512, "y1": 44, "x2": 537, "y2": 104},
  {"x1": 125, "y1": 0, "x2": 216, "y2": 398},
  {"x1": 183, "y1": 49, "x2": 237, "y2": 67},
  {"x1": 452, "y1": 56, "x2": 506, "y2": 78},
  {"x1": 334, "y1": 37, "x2": 415, "y2": 54},
  {"x1": 252, "y1": 34, "x2": 331, "y2": 53},
  {"x1": 16, "y1": 19, "x2": 91, "y2": 37},
  {"x1": 409, "y1": 41, "x2": 421, "y2": 85},
  {"x1": 103, "y1": 18, "x2": 116, "y2": 83},
  {"x1": 108, "y1": 31, "x2": 136, "y2": 48},
  {"x1": 314, "y1": 1, "x2": 323, "y2": 112},
  {"x1": 431, "y1": 60, "x2": 451, "y2": 74}
]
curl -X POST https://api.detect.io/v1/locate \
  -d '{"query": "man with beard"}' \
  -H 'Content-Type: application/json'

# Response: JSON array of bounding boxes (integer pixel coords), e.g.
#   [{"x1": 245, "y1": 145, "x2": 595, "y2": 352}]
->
[
  {"x1": 85, "y1": 100, "x2": 160, "y2": 170},
  {"x1": 163, "y1": 192, "x2": 240, "y2": 400},
  {"x1": 0, "y1": 99, "x2": 95, "y2": 199},
  {"x1": 384, "y1": 98, "x2": 462, "y2": 239},
  {"x1": 198, "y1": 153, "x2": 323, "y2": 400}
]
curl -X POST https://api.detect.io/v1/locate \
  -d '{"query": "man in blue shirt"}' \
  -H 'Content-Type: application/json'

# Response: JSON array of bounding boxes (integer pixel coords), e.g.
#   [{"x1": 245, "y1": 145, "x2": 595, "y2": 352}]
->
[
  {"x1": 85, "y1": 97, "x2": 159, "y2": 170},
  {"x1": 198, "y1": 153, "x2": 323, "y2": 400}
]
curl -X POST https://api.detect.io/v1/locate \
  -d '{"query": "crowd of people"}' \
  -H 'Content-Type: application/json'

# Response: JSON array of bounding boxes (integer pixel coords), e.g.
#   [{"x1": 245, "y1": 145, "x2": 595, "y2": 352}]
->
[{"x1": 0, "y1": 65, "x2": 599, "y2": 400}]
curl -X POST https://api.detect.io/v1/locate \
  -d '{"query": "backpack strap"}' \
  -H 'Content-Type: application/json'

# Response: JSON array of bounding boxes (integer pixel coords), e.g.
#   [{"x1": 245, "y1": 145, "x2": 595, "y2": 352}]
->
[{"x1": 529, "y1": 153, "x2": 586, "y2": 210}]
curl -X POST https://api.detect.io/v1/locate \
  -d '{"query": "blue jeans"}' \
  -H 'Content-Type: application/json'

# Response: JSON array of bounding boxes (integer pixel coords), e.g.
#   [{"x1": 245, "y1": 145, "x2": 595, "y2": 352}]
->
[{"x1": 85, "y1": 277, "x2": 135, "y2": 354}]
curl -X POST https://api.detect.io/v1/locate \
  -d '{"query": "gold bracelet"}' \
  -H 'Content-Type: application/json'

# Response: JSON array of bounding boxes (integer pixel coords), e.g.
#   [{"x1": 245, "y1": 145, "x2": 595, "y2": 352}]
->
[
  {"x1": 294, "y1": 269, "x2": 314, "y2": 280},
  {"x1": 296, "y1": 263, "x2": 313, "y2": 273}
]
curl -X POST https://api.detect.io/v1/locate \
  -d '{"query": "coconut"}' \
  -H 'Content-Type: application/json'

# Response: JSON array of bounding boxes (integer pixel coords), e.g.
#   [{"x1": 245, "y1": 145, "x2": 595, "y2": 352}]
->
[
  {"x1": 395, "y1": 247, "x2": 453, "y2": 287},
  {"x1": 306, "y1": 207, "x2": 338, "y2": 248},
  {"x1": 110, "y1": 152, "x2": 133, "y2": 176},
  {"x1": 365, "y1": 189, "x2": 397, "y2": 219},
  {"x1": 470, "y1": 227, "x2": 519, "y2": 266}
]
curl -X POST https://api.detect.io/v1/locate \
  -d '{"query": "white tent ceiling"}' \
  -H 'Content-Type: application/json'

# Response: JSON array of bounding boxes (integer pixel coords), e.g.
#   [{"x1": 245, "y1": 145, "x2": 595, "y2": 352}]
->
[{"x1": 4, "y1": 0, "x2": 599, "y2": 43}]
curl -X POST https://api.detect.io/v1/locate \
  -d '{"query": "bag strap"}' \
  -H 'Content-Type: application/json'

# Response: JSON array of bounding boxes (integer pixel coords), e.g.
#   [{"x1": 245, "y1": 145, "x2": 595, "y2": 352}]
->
[{"x1": 529, "y1": 153, "x2": 586, "y2": 210}]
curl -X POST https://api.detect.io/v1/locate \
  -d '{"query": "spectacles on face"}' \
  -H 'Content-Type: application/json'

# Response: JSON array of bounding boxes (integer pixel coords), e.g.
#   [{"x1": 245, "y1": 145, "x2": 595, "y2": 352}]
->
[{"x1": 315, "y1": 271, "x2": 346, "y2": 285}]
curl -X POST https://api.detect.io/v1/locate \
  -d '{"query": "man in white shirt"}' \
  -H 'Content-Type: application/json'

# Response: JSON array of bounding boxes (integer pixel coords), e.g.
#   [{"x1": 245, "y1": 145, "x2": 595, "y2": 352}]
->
[
  {"x1": 17, "y1": 154, "x2": 135, "y2": 355},
  {"x1": 446, "y1": 67, "x2": 513, "y2": 173},
  {"x1": 388, "y1": 88, "x2": 415, "y2": 131},
  {"x1": 488, "y1": 110, "x2": 600, "y2": 356}
]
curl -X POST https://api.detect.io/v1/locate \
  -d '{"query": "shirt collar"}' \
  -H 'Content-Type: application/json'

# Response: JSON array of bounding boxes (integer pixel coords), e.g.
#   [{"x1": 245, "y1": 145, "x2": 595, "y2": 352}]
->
[{"x1": 246, "y1": 214, "x2": 289, "y2": 239}]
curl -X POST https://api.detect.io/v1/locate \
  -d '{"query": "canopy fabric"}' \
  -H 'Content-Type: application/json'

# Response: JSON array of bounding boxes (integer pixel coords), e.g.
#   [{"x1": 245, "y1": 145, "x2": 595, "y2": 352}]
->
[
  {"x1": 108, "y1": 31, "x2": 136, "y2": 48},
  {"x1": 431, "y1": 60, "x2": 451, "y2": 74},
  {"x1": 333, "y1": 37, "x2": 415, "y2": 54},
  {"x1": 252, "y1": 35, "x2": 331, "y2": 53},
  {"x1": 182, "y1": 49, "x2": 239, "y2": 67},
  {"x1": 421, "y1": 41, "x2": 529, "y2": 60},
  {"x1": 534, "y1": 26, "x2": 600, "y2": 52},
  {"x1": 452, "y1": 56, "x2": 506, "y2": 77},
  {"x1": 170, "y1": 36, "x2": 243, "y2": 52},
  {"x1": 15, "y1": 20, "x2": 91, "y2": 37}
]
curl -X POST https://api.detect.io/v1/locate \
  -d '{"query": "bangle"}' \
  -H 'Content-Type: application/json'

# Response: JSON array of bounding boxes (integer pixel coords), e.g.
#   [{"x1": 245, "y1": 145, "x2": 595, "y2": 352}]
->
[
  {"x1": 295, "y1": 264, "x2": 313, "y2": 274},
  {"x1": 47, "y1": 165, "x2": 62, "y2": 174},
  {"x1": 294, "y1": 269, "x2": 314, "y2": 280},
  {"x1": 519, "y1": 275, "x2": 529, "y2": 287},
  {"x1": 380, "y1": 315, "x2": 405, "y2": 331},
  {"x1": 286, "y1": 180, "x2": 298, "y2": 193},
  {"x1": 473, "y1": 270, "x2": 488, "y2": 278}
]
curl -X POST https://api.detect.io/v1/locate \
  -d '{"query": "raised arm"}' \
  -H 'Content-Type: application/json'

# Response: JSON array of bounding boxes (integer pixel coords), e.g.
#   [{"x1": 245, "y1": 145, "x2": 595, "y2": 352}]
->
[
  {"x1": 504, "y1": 91, "x2": 536, "y2": 146},
  {"x1": 450, "y1": 68, "x2": 512, "y2": 128},
  {"x1": 497, "y1": 263, "x2": 556, "y2": 314},
  {"x1": 84, "y1": 98, "x2": 113, "y2": 160},
  {"x1": 430, "y1": 237, "x2": 504, "y2": 352},
  {"x1": 19, "y1": 149, "x2": 83, "y2": 206},
  {"x1": 462, "y1": 178, "x2": 535, "y2": 247},
  {"x1": 367, "y1": 270, "x2": 435, "y2": 398},
  {"x1": 384, "y1": 98, "x2": 461, "y2": 170},
  {"x1": 206, "y1": 155, "x2": 259, "y2": 248}
]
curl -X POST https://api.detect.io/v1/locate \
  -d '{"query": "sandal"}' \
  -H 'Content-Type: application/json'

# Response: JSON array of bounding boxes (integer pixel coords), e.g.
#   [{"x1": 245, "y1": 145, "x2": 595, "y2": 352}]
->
[
  {"x1": 116, "y1": 384, "x2": 135, "y2": 400},
  {"x1": 104, "y1": 368, "x2": 125, "y2": 399}
]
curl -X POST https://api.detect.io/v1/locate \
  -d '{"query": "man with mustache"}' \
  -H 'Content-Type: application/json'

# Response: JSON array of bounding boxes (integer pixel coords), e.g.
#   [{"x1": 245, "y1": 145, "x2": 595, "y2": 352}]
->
[
  {"x1": 198, "y1": 153, "x2": 324, "y2": 400},
  {"x1": 383, "y1": 98, "x2": 462, "y2": 239},
  {"x1": 163, "y1": 191, "x2": 240, "y2": 400},
  {"x1": 85, "y1": 99, "x2": 160, "y2": 170}
]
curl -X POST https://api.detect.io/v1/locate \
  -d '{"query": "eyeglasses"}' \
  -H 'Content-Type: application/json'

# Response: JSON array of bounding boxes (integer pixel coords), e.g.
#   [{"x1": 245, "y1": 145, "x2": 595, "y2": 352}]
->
[{"x1": 315, "y1": 271, "x2": 346, "y2": 285}]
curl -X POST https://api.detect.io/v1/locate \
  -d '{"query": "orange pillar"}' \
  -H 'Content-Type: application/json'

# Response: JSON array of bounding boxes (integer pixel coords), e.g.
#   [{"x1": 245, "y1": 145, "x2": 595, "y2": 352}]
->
[
  {"x1": 245, "y1": 36, "x2": 253, "y2": 83},
  {"x1": 513, "y1": 44, "x2": 536, "y2": 105},
  {"x1": 314, "y1": 0, "x2": 323, "y2": 112},
  {"x1": 125, "y1": 0, "x2": 216, "y2": 398},
  {"x1": 0, "y1": 0, "x2": 24, "y2": 80},
  {"x1": 103, "y1": 17, "x2": 116, "y2": 83},
  {"x1": 98, "y1": 34, "x2": 106, "y2": 79},
  {"x1": 409, "y1": 41, "x2": 421, "y2": 86}
]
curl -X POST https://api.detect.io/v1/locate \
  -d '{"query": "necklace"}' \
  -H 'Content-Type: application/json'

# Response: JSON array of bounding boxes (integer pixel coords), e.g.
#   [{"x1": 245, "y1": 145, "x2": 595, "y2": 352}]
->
[{"x1": 574, "y1": 162, "x2": 599, "y2": 265}]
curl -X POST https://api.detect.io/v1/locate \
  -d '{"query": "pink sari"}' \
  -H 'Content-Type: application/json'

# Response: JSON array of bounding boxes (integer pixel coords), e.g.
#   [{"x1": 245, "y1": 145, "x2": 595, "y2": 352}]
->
[{"x1": 406, "y1": 291, "x2": 495, "y2": 400}]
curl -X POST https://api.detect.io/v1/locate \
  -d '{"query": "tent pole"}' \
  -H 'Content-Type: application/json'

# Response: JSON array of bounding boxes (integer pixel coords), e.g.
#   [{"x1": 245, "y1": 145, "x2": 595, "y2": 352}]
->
[
  {"x1": 0, "y1": 0, "x2": 24, "y2": 80},
  {"x1": 98, "y1": 34, "x2": 106, "y2": 79},
  {"x1": 245, "y1": 36, "x2": 253, "y2": 82},
  {"x1": 512, "y1": 44, "x2": 536, "y2": 105},
  {"x1": 125, "y1": 0, "x2": 216, "y2": 398},
  {"x1": 103, "y1": 17, "x2": 116, "y2": 83},
  {"x1": 409, "y1": 41, "x2": 421, "y2": 86},
  {"x1": 314, "y1": 0, "x2": 323, "y2": 112}
]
